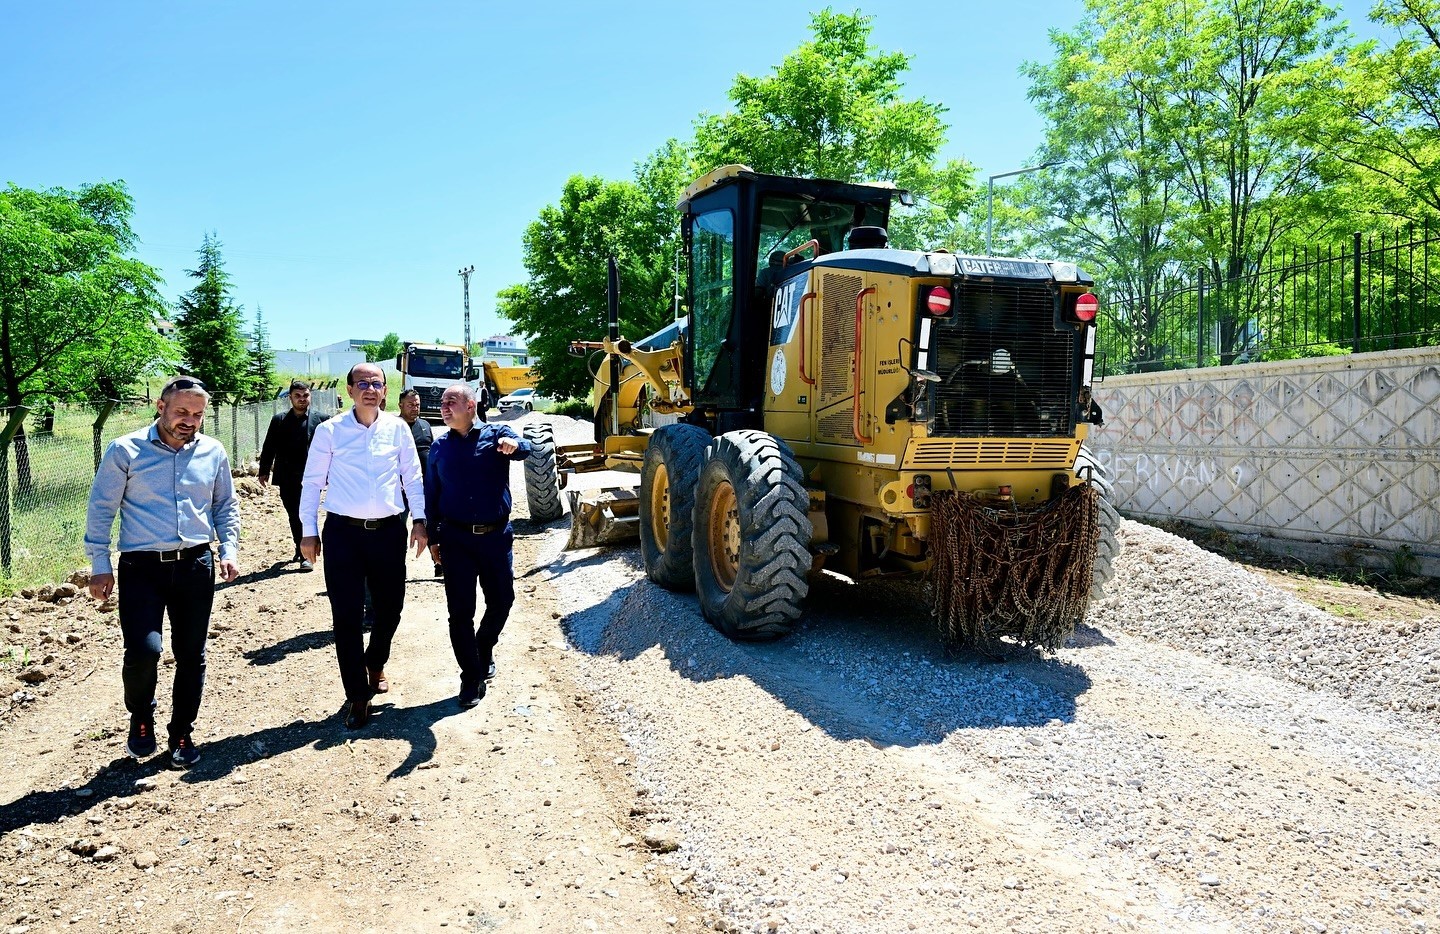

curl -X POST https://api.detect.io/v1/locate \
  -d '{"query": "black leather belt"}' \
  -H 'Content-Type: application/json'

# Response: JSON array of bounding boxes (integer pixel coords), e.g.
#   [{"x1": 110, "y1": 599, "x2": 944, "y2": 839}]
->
[
  {"x1": 332, "y1": 513, "x2": 405, "y2": 530},
  {"x1": 463, "y1": 521, "x2": 504, "y2": 535},
  {"x1": 123, "y1": 544, "x2": 211, "y2": 563}
]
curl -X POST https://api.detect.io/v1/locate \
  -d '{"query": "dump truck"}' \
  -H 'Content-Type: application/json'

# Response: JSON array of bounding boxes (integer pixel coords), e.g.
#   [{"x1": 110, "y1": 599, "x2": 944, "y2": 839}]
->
[
  {"x1": 481, "y1": 360, "x2": 539, "y2": 406},
  {"x1": 522, "y1": 165, "x2": 1120, "y2": 651}
]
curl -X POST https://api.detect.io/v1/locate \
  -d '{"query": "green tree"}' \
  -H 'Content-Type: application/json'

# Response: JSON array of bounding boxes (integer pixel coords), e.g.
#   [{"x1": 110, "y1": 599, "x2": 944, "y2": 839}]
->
[
  {"x1": 497, "y1": 143, "x2": 692, "y2": 400},
  {"x1": 365, "y1": 332, "x2": 403, "y2": 364},
  {"x1": 1329, "y1": 0, "x2": 1440, "y2": 224},
  {"x1": 1024, "y1": 2, "x2": 1189, "y2": 368},
  {"x1": 246, "y1": 305, "x2": 277, "y2": 401},
  {"x1": 692, "y1": 9, "x2": 977, "y2": 250},
  {"x1": 175, "y1": 233, "x2": 250, "y2": 398},
  {"x1": 1024, "y1": 0, "x2": 1348, "y2": 365},
  {"x1": 0, "y1": 181, "x2": 170, "y2": 491}
]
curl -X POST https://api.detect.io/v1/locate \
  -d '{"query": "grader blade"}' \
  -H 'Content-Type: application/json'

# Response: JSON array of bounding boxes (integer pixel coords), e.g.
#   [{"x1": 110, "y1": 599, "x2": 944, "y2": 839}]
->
[{"x1": 564, "y1": 488, "x2": 641, "y2": 550}]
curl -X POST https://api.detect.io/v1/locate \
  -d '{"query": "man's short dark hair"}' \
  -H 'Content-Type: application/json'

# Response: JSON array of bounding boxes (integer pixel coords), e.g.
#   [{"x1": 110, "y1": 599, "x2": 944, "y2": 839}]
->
[
  {"x1": 398, "y1": 388, "x2": 420, "y2": 402},
  {"x1": 289, "y1": 379, "x2": 311, "y2": 391}
]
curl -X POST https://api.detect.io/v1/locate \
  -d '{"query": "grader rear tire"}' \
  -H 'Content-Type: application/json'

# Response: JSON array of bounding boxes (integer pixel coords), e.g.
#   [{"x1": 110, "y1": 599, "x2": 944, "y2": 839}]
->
[
  {"x1": 638, "y1": 424, "x2": 711, "y2": 591},
  {"x1": 1074, "y1": 445, "x2": 1121, "y2": 600},
  {"x1": 523, "y1": 422, "x2": 564, "y2": 523},
  {"x1": 691, "y1": 430, "x2": 812, "y2": 640}
]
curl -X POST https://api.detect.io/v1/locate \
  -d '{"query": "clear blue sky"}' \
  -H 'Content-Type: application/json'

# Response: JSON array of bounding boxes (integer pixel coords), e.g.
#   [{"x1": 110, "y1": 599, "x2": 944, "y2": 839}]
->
[{"x1": 3, "y1": 1, "x2": 1381, "y2": 354}]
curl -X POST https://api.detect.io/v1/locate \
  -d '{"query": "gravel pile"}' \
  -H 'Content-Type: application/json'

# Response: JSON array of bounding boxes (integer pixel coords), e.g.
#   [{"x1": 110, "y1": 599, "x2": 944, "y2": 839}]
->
[{"x1": 1092, "y1": 522, "x2": 1440, "y2": 725}]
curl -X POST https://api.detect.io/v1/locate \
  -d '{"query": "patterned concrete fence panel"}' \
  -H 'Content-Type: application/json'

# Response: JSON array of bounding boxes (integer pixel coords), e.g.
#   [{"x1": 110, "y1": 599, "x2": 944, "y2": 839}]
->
[{"x1": 1090, "y1": 348, "x2": 1440, "y2": 576}]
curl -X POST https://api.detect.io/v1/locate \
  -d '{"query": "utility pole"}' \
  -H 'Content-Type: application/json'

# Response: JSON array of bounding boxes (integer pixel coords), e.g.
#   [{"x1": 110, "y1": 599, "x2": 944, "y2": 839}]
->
[{"x1": 457, "y1": 265, "x2": 475, "y2": 352}]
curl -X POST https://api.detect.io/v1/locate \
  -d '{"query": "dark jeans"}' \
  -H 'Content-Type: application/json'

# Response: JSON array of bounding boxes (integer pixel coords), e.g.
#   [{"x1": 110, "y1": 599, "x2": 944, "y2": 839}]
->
[
  {"x1": 278, "y1": 482, "x2": 304, "y2": 552},
  {"x1": 117, "y1": 549, "x2": 215, "y2": 742},
  {"x1": 322, "y1": 514, "x2": 407, "y2": 703},
  {"x1": 440, "y1": 525, "x2": 514, "y2": 684}
]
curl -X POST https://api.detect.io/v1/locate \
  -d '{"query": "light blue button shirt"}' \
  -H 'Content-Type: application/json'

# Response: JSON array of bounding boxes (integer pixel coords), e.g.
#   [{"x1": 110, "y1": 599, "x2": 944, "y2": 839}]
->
[{"x1": 84, "y1": 423, "x2": 241, "y2": 575}]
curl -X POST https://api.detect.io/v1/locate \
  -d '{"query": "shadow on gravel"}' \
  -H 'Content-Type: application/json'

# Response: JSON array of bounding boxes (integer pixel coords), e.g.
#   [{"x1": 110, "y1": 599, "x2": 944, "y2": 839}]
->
[
  {"x1": 218, "y1": 560, "x2": 296, "y2": 590},
  {"x1": 511, "y1": 516, "x2": 571, "y2": 539},
  {"x1": 0, "y1": 701, "x2": 468, "y2": 834},
  {"x1": 563, "y1": 555, "x2": 1092, "y2": 749},
  {"x1": 242, "y1": 629, "x2": 333, "y2": 666}
]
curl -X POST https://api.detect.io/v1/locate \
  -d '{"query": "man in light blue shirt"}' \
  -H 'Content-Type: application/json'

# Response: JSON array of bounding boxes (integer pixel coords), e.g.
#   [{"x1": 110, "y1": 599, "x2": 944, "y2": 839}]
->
[{"x1": 85, "y1": 376, "x2": 240, "y2": 768}]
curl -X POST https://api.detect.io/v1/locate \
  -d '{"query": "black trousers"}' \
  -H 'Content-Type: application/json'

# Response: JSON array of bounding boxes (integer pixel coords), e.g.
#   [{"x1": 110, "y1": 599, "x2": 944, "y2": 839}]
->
[
  {"x1": 322, "y1": 514, "x2": 407, "y2": 703},
  {"x1": 440, "y1": 525, "x2": 514, "y2": 685},
  {"x1": 117, "y1": 549, "x2": 215, "y2": 742},
  {"x1": 277, "y1": 482, "x2": 304, "y2": 551}
]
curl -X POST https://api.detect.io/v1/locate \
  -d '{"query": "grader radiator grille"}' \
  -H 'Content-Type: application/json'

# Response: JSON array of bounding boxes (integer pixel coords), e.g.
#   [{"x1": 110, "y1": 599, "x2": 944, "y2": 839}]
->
[
  {"x1": 931, "y1": 281, "x2": 1074, "y2": 437},
  {"x1": 819, "y1": 273, "x2": 863, "y2": 409},
  {"x1": 906, "y1": 438, "x2": 1078, "y2": 469}
]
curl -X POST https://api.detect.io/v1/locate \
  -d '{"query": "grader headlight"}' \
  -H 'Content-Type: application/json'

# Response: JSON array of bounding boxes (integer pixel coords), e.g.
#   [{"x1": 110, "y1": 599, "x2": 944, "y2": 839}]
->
[{"x1": 908, "y1": 474, "x2": 933, "y2": 509}]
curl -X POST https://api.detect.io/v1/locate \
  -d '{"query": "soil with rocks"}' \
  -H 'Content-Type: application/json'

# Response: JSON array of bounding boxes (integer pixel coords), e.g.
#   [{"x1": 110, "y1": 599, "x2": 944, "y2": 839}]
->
[{"x1": 1, "y1": 410, "x2": 1436, "y2": 933}]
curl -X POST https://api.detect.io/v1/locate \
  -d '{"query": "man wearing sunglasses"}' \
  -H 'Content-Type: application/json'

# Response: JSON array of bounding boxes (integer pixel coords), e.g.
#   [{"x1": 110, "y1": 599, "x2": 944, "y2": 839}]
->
[
  {"x1": 299, "y1": 362, "x2": 428, "y2": 730},
  {"x1": 84, "y1": 375, "x2": 241, "y2": 769}
]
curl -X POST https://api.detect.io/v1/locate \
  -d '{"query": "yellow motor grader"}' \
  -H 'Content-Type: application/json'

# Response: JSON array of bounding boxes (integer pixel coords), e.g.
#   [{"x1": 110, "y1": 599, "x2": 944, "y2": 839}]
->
[{"x1": 522, "y1": 165, "x2": 1120, "y2": 650}]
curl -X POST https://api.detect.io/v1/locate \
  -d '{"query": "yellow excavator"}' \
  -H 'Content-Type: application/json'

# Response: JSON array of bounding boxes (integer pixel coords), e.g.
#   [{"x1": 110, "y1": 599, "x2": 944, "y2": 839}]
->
[{"x1": 521, "y1": 165, "x2": 1120, "y2": 651}]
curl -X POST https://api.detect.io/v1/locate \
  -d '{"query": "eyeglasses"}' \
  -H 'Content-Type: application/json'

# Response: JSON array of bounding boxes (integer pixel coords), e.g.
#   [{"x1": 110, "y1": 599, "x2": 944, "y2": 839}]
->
[{"x1": 353, "y1": 380, "x2": 386, "y2": 391}]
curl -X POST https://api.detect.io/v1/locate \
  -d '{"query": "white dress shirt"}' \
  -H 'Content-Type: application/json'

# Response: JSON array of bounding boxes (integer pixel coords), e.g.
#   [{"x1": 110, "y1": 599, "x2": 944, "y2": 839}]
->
[{"x1": 299, "y1": 409, "x2": 426, "y2": 537}]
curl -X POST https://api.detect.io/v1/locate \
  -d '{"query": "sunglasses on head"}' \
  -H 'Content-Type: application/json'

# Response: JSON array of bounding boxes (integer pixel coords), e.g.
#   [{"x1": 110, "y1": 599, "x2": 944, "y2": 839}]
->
[{"x1": 166, "y1": 377, "x2": 206, "y2": 392}]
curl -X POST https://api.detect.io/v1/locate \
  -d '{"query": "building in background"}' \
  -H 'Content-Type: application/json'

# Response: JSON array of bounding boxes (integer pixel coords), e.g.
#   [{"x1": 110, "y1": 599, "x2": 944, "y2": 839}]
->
[
  {"x1": 477, "y1": 334, "x2": 529, "y2": 365},
  {"x1": 273, "y1": 339, "x2": 376, "y2": 380}
]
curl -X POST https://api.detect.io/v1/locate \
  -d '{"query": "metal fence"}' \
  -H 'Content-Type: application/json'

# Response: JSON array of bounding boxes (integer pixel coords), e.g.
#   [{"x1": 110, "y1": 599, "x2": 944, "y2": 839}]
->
[
  {"x1": 1098, "y1": 225, "x2": 1440, "y2": 374},
  {"x1": 0, "y1": 387, "x2": 343, "y2": 591}
]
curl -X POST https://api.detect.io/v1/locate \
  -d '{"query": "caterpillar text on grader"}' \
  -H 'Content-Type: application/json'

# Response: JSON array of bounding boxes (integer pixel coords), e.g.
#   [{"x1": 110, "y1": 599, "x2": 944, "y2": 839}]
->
[{"x1": 521, "y1": 165, "x2": 1120, "y2": 651}]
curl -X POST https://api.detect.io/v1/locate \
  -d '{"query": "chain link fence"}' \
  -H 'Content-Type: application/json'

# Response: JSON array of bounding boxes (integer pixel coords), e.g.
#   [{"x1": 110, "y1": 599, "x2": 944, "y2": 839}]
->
[{"x1": 0, "y1": 384, "x2": 344, "y2": 593}]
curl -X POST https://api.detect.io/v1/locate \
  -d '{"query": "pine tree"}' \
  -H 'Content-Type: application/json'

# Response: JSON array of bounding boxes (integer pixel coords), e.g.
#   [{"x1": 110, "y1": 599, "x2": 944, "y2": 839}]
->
[
  {"x1": 174, "y1": 233, "x2": 249, "y2": 399},
  {"x1": 247, "y1": 305, "x2": 277, "y2": 402}
]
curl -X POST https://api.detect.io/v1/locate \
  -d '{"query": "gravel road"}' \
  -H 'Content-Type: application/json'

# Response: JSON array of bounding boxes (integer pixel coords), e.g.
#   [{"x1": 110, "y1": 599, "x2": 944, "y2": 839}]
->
[{"x1": 531, "y1": 413, "x2": 1440, "y2": 934}]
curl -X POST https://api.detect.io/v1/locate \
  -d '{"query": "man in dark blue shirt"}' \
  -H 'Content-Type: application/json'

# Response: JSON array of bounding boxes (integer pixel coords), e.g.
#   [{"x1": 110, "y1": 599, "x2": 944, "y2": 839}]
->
[{"x1": 426, "y1": 383, "x2": 533, "y2": 707}]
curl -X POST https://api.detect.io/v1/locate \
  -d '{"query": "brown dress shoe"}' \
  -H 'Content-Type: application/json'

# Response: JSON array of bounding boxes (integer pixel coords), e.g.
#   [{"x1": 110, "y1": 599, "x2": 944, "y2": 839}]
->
[
  {"x1": 346, "y1": 698, "x2": 371, "y2": 730},
  {"x1": 369, "y1": 669, "x2": 389, "y2": 694}
]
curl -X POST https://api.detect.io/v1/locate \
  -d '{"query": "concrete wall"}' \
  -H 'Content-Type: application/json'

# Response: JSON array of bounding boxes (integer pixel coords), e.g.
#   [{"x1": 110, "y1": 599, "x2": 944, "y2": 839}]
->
[{"x1": 1090, "y1": 348, "x2": 1440, "y2": 576}]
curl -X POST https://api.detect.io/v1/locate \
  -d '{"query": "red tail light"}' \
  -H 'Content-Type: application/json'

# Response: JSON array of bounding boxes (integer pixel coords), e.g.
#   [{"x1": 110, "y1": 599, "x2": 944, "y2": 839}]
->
[
  {"x1": 1073, "y1": 293, "x2": 1098, "y2": 322},
  {"x1": 926, "y1": 287, "x2": 952, "y2": 316}
]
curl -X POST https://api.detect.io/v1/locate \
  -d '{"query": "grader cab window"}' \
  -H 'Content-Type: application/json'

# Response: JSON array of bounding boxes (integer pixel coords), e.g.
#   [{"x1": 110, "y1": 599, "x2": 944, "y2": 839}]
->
[
  {"x1": 690, "y1": 209, "x2": 735, "y2": 393},
  {"x1": 757, "y1": 195, "x2": 886, "y2": 271}
]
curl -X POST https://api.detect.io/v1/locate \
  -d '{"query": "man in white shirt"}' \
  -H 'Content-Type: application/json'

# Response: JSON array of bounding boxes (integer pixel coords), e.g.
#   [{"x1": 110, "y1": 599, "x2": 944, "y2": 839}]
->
[{"x1": 300, "y1": 362, "x2": 428, "y2": 729}]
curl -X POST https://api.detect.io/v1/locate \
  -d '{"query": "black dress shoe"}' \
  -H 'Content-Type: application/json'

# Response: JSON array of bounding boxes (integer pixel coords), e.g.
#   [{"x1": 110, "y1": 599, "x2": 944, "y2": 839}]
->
[
  {"x1": 345, "y1": 698, "x2": 371, "y2": 729},
  {"x1": 458, "y1": 680, "x2": 484, "y2": 709},
  {"x1": 485, "y1": 660, "x2": 497, "y2": 681}
]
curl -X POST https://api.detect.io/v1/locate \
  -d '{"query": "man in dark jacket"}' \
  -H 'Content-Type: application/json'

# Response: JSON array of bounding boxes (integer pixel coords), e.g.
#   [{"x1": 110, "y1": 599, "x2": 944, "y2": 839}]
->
[
  {"x1": 259, "y1": 380, "x2": 324, "y2": 570},
  {"x1": 426, "y1": 383, "x2": 531, "y2": 707}
]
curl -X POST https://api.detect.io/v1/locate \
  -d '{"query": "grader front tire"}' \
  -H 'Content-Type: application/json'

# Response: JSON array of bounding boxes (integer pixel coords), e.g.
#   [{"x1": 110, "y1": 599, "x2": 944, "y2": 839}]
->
[
  {"x1": 691, "y1": 431, "x2": 812, "y2": 640},
  {"x1": 638, "y1": 424, "x2": 711, "y2": 591},
  {"x1": 522, "y1": 422, "x2": 564, "y2": 523}
]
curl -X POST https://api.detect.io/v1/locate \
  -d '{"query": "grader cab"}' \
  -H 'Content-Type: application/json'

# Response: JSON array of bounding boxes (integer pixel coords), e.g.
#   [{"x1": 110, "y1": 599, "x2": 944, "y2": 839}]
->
[{"x1": 523, "y1": 165, "x2": 1120, "y2": 651}]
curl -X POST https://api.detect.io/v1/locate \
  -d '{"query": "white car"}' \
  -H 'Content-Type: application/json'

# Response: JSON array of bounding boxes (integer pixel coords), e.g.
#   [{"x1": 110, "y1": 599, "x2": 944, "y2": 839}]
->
[{"x1": 497, "y1": 387, "x2": 538, "y2": 412}]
